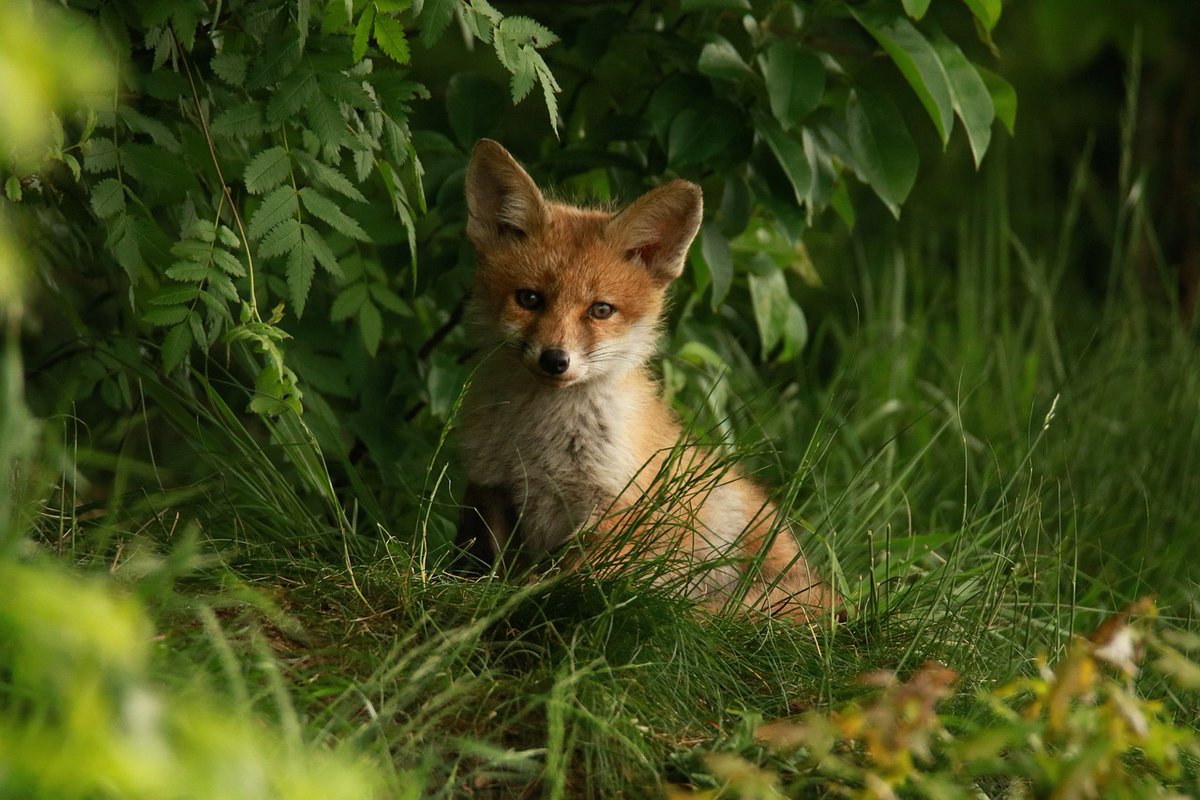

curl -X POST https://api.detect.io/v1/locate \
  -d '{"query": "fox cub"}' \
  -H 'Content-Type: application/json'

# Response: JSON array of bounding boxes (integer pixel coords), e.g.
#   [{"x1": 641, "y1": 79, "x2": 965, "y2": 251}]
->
[{"x1": 455, "y1": 140, "x2": 837, "y2": 622}]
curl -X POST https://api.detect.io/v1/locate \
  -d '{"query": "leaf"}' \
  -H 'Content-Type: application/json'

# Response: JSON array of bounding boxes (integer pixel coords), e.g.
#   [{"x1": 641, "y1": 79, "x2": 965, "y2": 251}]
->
[
  {"x1": 358, "y1": 299, "x2": 382, "y2": 356},
  {"x1": 243, "y1": 146, "x2": 291, "y2": 194},
  {"x1": 90, "y1": 178, "x2": 126, "y2": 218},
  {"x1": 299, "y1": 187, "x2": 370, "y2": 242},
  {"x1": 331, "y1": 283, "x2": 369, "y2": 321},
  {"x1": 760, "y1": 40, "x2": 825, "y2": 130},
  {"x1": 700, "y1": 222, "x2": 733, "y2": 310},
  {"x1": 681, "y1": 0, "x2": 749, "y2": 9},
  {"x1": 166, "y1": 261, "x2": 212, "y2": 282},
  {"x1": 211, "y1": 51, "x2": 248, "y2": 85},
  {"x1": 295, "y1": 153, "x2": 365, "y2": 202},
  {"x1": 353, "y1": 3, "x2": 375, "y2": 62},
  {"x1": 150, "y1": 285, "x2": 202, "y2": 305},
  {"x1": 846, "y1": 87, "x2": 918, "y2": 218},
  {"x1": 211, "y1": 248, "x2": 247, "y2": 277},
  {"x1": 210, "y1": 102, "x2": 269, "y2": 138},
  {"x1": 303, "y1": 224, "x2": 343, "y2": 277},
  {"x1": 249, "y1": 186, "x2": 299, "y2": 240},
  {"x1": 533, "y1": 52, "x2": 561, "y2": 136},
  {"x1": 498, "y1": 16, "x2": 559, "y2": 48},
  {"x1": 259, "y1": 219, "x2": 303, "y2": 260},
  {"x1": 287, "y1": 237, "x2": 316, "y2": 317},
  {"x1": 749, "y1": 270, "x2": 788, "y2": 358},
  {"x1": 122, "y1": 143, "x2": 191, "y2": 190},
  {"x1": 369, "y1": 284, "x2": 411, "y2": 315},
  {"x1": 143, "y1": 305, "x2": 190, "y2": 326},
  {"x1": 267, "y1": 69, "x2": 318, "y2": 124},
  {"x1": 756, "y1": 113, "x2": 812, "y2": 206},
  {"x1": 929, "y1": 29, "x2": 995, "y2": 167},
  {"x1": 445, "y1": 73, "x2": 506, "y2": 148},
  {"x1": 698, "y1": 37, "x2": 753, "y2": 82},
  {"x1": 122, "y1": 107, "x2": 182, "y2": 152},
  {"x1": 668, "y1": 104, "x2": 737, "y2": 166},
  {"x1": 373, "y1": 14, "x2": 410, "y2": 65},
  {"x1": 4, "y1": 177, "x2": 21, "y2": 202},
  {"x1": 902, "y1": 0, "x2": 931, "y2": 19},
  {"x1": 509, "y1": 49, "x2": 536, "y2": 103},
  {"x1": 852, "y1": 10, "x2": 955, "y2": 146},
  {"x1": 162, "y1": 322, "x2": 192, "y2": 372},
  {"x1": 247, "y1": 37, "x2": 302, "y2": 89},
  {"x1": 83, "y1": 138, "x2": 119, "y2": 173},
  {"x1": 961, "y1": 0, "x2": 1001, "y2": 31},
  {"x1": 977, "y1": 65, "x2": 1017, "y2": 135},
  {"x1": 419, "y1": 0, "x2": 455, "y2": 48}
]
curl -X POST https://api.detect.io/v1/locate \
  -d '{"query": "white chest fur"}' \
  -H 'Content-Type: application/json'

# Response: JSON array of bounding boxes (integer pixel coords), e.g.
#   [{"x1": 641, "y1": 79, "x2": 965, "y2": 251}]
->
[{"x1": 459, "y1": 374, "x2": 643, "y2": 554}]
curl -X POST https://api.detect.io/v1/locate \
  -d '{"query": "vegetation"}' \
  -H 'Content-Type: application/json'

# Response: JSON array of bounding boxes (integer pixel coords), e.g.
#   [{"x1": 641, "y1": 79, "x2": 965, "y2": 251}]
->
[{"x1": 3, "y1": 0, "x2": 1199, "y2": 797}]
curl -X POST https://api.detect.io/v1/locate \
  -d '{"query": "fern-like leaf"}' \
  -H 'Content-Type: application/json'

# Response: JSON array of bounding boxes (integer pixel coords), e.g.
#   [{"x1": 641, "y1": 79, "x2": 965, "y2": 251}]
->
[{"x1": 244, "y1": 147, "x2": 291, "y2": 194}]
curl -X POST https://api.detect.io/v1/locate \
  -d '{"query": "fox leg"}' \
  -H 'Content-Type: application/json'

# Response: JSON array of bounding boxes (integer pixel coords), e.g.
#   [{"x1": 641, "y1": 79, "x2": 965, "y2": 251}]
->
[
  {"x1": 742, "y1": 530, "x2": 843, "y2": 623},
  {"x1": 453, "y1": 483, "x2": 517, "y2": 574}
]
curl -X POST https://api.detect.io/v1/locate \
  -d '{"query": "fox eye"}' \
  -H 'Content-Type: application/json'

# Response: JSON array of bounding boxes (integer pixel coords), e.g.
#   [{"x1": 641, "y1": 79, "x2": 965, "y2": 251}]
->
[
  {"x1": 588, "y1": 302, "x2": 615, "y2": 320},
  {"x1": 515, "y1": 289, "x2": 543, "y2": 310}
]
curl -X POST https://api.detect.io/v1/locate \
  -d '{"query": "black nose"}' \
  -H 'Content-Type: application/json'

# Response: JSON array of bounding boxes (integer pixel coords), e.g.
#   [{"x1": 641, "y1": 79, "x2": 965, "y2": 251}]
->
[{"x1": 538, "y1": 349, "x2": 570, "y2": 375}]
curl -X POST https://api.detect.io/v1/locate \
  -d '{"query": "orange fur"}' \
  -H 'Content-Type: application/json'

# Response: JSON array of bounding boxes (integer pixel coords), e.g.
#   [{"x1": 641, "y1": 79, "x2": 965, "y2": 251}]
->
[{"x1": 454, "y1": 140, "x2": 838, "y2": 623}]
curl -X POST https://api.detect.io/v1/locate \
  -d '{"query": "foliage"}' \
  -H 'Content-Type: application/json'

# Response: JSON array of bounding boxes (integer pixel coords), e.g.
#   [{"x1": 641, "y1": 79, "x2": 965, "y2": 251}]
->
[{"x1": 669, "y1": 600, "x2": 1200, "y2": 798}]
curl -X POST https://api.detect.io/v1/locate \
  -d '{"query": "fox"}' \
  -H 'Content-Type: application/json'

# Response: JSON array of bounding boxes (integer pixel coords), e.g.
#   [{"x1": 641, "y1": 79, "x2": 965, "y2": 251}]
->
[{"x1": 453, "y1": 139, "x2": 838, "y2": 623}]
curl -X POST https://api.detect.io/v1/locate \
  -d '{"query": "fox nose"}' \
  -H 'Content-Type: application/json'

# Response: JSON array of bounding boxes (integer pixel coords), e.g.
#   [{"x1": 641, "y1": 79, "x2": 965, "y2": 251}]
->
[{"x1": 538, "y1": 349, "x2": 570, "y2": 376}]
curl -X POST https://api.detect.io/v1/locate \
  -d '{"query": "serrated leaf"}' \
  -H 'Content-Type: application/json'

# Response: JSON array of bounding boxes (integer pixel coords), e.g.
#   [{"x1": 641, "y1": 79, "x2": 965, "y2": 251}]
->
[
  {"x1": 757, "y1": 113, "x2": 813, "y2": 206},
  {"x1": 497, "y1": 15, "x2": 559, "y2": 48},
  {"x1": 510, "y1": 50, "x2": 536, "y2": 104},
  {"x1": 122, "y1": 107, "x2": 182, "y2": 152},
  {"x1": 320, "y1": 72, "x2": 375, "y2": 109},
  {"x1": 268, "y1": 70, "x2": 318, "y2": 124},
  {"x1": 187, "y1": 310, "x2": 207, "y2": 349},
  {"x1": 536, "y1": 57, "x2": 560, "y2": 136},
  {"x1": 211, "y1": 102, "x2": 269, "y2": 138},
  {"x1": 259, "y1": 218, "x2": 303, "y2": 259},
  {"x1": 244, "y1": 146, "x2": 291, "y2": 194},
  {"x1": 296, "y1": 153, "x2": 365, "y2": 202},
  {"x1": 296, "y1": 0, "x2": 311, "y2": 51},
  {"x1": 287, "y1": 238, "x2": 316, "y2": 317},
  {"x1": 358, "y1": 300, "x2": 382, "y2": 355},
  {"x1": 83, "y1": 138, "x2": 119, "y2": 173},
  {"x1": 306, "y1": 92, "x2": 348, "y2": 148},
  {"x1": 90, "y1": 178, "x2": 126, "y2": 218},
  {"x1": 930, "y1": 29, "x2": 995, "y2": 167},
  {"x1": 846, "y1": 87, "x2": 918, "y2": 218},
  {"x1": 166, "y1": 261, "x2": 212, "y2": 282},
  {"x1": 249, "y1": 186, "x2": 299, "y2": 240},
  {"x1": 331, "y1": 282, "x2": 368, "y2": 321},
  {"x1": 698, "y1": 37, "x2": 752, "y2": 82},
  {"x1": 211, "y1": 248, "x2": 247, "y2": 277},
  {"x1": 162, "y1": 322, "x2": 192, "y2": 372},
  {"x1": 853, "y1": 10, "x2": 955, "y2": 146},
  {"x1": 418, "y1": 0, "x2": 454, "y2": 47},
  {"x1": 150, "y1": 285, "x2": 202, "y2": 305},
  {"x1": 353, "y1": 3, "x2": 375, "y2": 62},
  {"x1": 211, "y1": 51, "x2": 247, "y2": 85},
  {"x1": 369, "y1": 284, "x2": 412, "y2": 315},
  {"x1": 760, "y1": 40, "x2": 825, "y2": 130},
  {"x1": 247, "y1": 37, "x2": 302, "y2": 89},
  {"x1": 143, "y1": 305, "x2": 191, "y2": 326},
  {"x1": 374, "y1": 15, "x2": 410, "y2": 65},
  {"x1": 303, "y1": 224, "x2": 343, "y2": 276},
  {"x1": 299, "y1": 187, "x2": 370, "y2": 241}
]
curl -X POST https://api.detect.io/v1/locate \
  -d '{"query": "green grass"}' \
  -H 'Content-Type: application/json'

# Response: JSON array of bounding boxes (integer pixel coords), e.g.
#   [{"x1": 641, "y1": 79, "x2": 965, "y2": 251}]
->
[{"x1": 5, "y1": 144, "x2": 1200, "y2": 797}]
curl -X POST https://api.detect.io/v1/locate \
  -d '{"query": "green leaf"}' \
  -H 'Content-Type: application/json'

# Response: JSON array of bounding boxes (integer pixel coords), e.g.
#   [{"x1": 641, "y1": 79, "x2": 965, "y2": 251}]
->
[
  {"x1": 90, "y1": 178, "x2": 126, "y2": 218},
  {"x1": 122, "y1": 143, "x2": 191, "y2": 190},
  {"x1": 83, "y1": 138, "x2": 118, "y2": 173},
  {"x1": 303, "y1": 224, "x2": 343, "y2": 277},
  {"x1": 446, "y1": 73, "x2": 506, "y2": 148},
  {"x1": 143, "y1": 305, "x2": 190, "y2": 326},
  {"x1": 249, "y1": 186, "x2": 299, "y2": 240},
  {"x1": 846, "y1": 87, "x2": 918, "y2": 218},
  {"x1": 211, "y1": 248, "x2": 247, "y2": 277},
  {"x1": 373, "y1": 15, "x2": 411, "y2": 65},
  {"x1": 532, "y1": 52, "x2": 561, "y2": 135},
  {"x1": 902, "y1": 0, "x2": 931, "y2": 19},
  {"x1": 122, "y1": 107, "x2": 182, "y2": 152},
  {"x1": 760, "y1": 40, "x2": 825, "y2": 130},
  {"x1": 331, "y1": 283, "x2": 369, "y2": 321},
  {"x1": 211, "y1": 51, "x2": 248, "y2": 86},
  {"x1": 210, "y1": 102, "x2": 269, "y2": 138},
  {"x1": 150, "y1": 285, "x2": 202, "y2": 305},
  {"x1": 358, "y1": 299, "x2": 382, "y2": 355},
  {"x1": 287, "y1": 237, "x2": 316, "y2": 317},
  {"x1": 668, "y1": 104, "x2": 737, "y2": 166},
  {"x1": 977, "y1": 65, "x2": 1017, "y2": 135},
  {"x1": 295, "y1": 153, "x2": 365, "y2": 202},
  {"x1": 162, "y1": 322, "x2": 192, "y2": 372},
  {"x1": 259, "y1": 219, "x2": 303, "y2": 260},
  {"x1": 509, "y1": 49, "x2": 536, "y2": 104},
  {"x1": 353, "y1": 3, "x2": 375, "y2": 62},
  {"x1": 166, "y1": 261, "x2": 212, "y2": 282},
  {"x1": 681, "y1": 0, "x2": 749, "y2": 9},
  {"x1": 748, "y1": 270, "x2": 807, "y2": 361},
  {"x1": 698, "y1": 36, "x2": 752, "y2": 82},
  {"x1": 244, "y1": 147, "x2": 291, "y2": 194},
  {"x1": 852, "y1": 10, "x2": 955, "y2": 146},
  {"x1": 930, "y1": 29, "x2": 995, "y2": 167},
  {"x1": 700, "y1": 221, "x2": 733, "y2": 310},
  {"x1": 419, "y1": 0, "x2": 455, "y2": 48},
  {"x1": 369, "y1": 284, "x2": 412, "y2": 315},
  {"x1": 248, "y1": 37, "x2": 302, "y2": 89},
  {"x1": 267, "y1": 70, "x2": 318, "y2": 124},
  {"x1": 498, "y1": 16, "x2": 559, "y2": 48},
  {"x1": 756, "y1": 113, "x2": 812, "y2": 206},
  {"x1": 4, "y1": 177, "x2": 21, "y2": 202},
  {"x1": 299, "y1": 187, "x2": 370, "y2": 242},
  {"x1": 961, "y1": 0, "x2": 1001, "y2": 31}
]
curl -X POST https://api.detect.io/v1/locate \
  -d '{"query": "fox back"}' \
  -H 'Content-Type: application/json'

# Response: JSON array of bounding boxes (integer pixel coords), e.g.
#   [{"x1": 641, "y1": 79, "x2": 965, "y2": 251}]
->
[{"x1": 455, "y1": 140, "x2": 836, "y2": 621}]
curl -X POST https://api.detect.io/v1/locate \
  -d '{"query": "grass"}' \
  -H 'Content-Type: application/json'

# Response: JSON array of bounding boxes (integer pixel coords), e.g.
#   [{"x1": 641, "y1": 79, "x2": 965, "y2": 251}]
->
[{"x1": 6, "y1": 140, "x2": 1200, "y2": 797}]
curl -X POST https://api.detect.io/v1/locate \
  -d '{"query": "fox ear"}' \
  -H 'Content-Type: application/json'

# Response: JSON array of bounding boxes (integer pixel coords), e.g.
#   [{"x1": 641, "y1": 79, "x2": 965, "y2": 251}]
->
[
  {"x1": 606, "y1": 180, "x2": 703, "y2": 284},
  {"x1": 465, "y1": 139, "x2": 546, "y2": 245}
]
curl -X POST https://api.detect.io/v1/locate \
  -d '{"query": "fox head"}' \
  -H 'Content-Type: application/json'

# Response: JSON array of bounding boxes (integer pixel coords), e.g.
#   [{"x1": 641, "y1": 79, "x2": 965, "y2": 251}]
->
[{"x1": 464, "y1": 140, "x2": 703, "y2": 388}]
